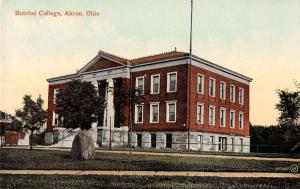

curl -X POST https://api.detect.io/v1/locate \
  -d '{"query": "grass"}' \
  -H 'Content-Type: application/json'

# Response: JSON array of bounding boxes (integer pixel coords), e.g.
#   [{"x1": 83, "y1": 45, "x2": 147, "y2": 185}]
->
[
  {"x1": 1, "y1": 174, "x2": 299, "y2": 189},
  {"x1": 106, "y1": 147, "x2": 300, "y2": 159},
  {"x1": 0, "y1": 148, "x2": 299, "y2": 172}
]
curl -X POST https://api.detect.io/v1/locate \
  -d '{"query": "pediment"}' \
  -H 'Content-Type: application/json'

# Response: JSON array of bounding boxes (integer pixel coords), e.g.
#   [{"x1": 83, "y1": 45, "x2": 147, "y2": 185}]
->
[{"x1": 80, "y1": 55, "x2": 125, "y2": 73}]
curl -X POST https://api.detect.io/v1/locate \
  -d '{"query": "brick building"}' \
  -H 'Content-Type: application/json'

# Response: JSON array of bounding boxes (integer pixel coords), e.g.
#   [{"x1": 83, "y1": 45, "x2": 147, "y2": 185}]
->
[{"x1": 47, "y1": 50, "x2": 252, "y2": 152}]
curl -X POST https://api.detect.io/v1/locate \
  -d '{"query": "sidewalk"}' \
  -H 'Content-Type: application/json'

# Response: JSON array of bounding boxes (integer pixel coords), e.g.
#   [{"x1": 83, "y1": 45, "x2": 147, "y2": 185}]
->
[{"x1": 0, "y1": 170, "x2": 299, "y2": 178}]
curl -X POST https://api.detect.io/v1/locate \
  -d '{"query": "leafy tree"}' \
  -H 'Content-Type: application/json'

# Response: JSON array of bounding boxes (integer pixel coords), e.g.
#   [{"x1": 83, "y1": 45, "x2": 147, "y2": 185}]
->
[
  {"x1": 276, "y1": 89, "x2": 300, "y2": 126},
  {"x1": 0, "y1": 111, "x2": 24, "y2": 132},
  {"x1": 113, "y1": 83, "x2": 145, "y2": 153},
  {"x1": 0, "y1": 111, "x2": 7, "y2": 120},
  {"x1": 56, "y1": 80, "x2": 105, "y2": 130},
  {"x1": 56, "y1": 80, "x2": 106, "y2": 159},
  {"x1": 16, "y1": 95, "x2": 47, "y2": 150}
]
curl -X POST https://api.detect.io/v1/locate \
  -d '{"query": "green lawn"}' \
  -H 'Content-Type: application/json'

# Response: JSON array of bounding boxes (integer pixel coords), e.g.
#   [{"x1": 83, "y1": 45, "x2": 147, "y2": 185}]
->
[
  {"x1": 0, "y1": 148, "x2": 299, "y2": 172},
  {"x1": 1, "y1": 174, "x2": 299, "y2": 189}
]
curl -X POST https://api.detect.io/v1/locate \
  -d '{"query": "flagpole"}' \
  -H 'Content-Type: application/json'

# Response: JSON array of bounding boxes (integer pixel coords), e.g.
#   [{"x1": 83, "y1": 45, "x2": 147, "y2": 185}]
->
[
  {"x1": 190, "y1": 0, "x2": 193, "y2": 58},
  {"x1": 187, "y1": 0, "x2": 193, "y2": 151}
]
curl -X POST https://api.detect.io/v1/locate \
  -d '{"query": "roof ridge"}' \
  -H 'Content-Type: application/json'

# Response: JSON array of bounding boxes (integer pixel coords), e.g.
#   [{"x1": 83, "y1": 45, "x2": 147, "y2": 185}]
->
[
  {"x1": 129, "y1": 49, "x2": 181, "y2": 61},
  {"x1": 98, "y1": 50, "x2": 128, "y2": 61}
]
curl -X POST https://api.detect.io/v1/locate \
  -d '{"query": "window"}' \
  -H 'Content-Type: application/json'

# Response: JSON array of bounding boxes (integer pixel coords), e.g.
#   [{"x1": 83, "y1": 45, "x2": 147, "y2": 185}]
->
[
  {"x1": 166, "y1": 101, "x2": 176, "y2": 122},
  {"x1": 53, "y1": 88, "x2": 59, "y2": 103},
  {"x1": 231, "y1": 138, "x2": 235, "y2": 151},
  {"x1": 52, "y1": 111, "x2": 59, "y2": 126},
  {"x1": 210, "y1": 136, "x2": 215, "y2": 150},
  {"x1": 209, "y1": 106, "x2": 216, "y2": 125},
  {"x1": 230, "y1": 110, "x2": 235, "y2": 128},
  {"x1": 197, "y1": 74, "x2": 204, "y2": 94},
  {"x1": 209, "y1": 78, "x2": 216, "y2": 97},
  {"x1": 166, "y1": 134, "x2": 172, "y2": 148},
  {"x1": 240, "y1": 138, "x2": 244, "y2": 152},
  {"x1": 239, "y1": 112, "x2": 244, "y2": 129},
  {"x1": 136, "y1": 76, "x2": 144, "y2": 93},
  {"x1": 167, "y1": 72, "x2": 177, "y2": 92},
  {"x1": 150, "y1": 103, "x2": 159, "y2": 123},
  {"x1": 135, "y1": 104, "x2": 143, "y2": 123},
  {"x1": 220, "y1": 82, "x2": 226, "y2": 100},
  {"x1": 239, "y1": 88, "x2": 244, "y2": 105},
  {"x1": 151, "y1": 134, "x2": 156, "y2": 148},
  {"x1": 197, "y1": 103, "x2": 204, "y2": 124},
  {"x1": 151, "y1": 74, "x2": 160, "y2": 94},
  {"x1": 220, "y1": 108, "x2": 226, "y2": 127},
  {"x1": 230, "y1": 85, "x2": 235, "y2": 102},
  {"x1": 198, "y1": 135, "x2": 203, "y2": 150},
  {"x1": 137, "y1": 134, "x2": 142, "y2": 147},
  {"x1": 218, "y1": 137, "x2": 227, "y2": 151}
]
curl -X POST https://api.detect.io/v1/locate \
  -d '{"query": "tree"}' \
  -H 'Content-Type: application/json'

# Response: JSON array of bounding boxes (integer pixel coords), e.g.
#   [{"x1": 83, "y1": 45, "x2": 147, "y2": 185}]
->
[
  {"x1": 276, "y1": 89, "x2": 300, "y2": 126},
  {"x1": 56, "y1": 80, "x2": 105, "y2": 130},
  {"x1": 16, "y1": 95, "x2": 47, "y2": 150},
  {"x1": 56, "y1": 80, "x2": 105, "y2": 159},
  {"x1": 113, "y1": 83, "x2": 145, "y2": 154}
]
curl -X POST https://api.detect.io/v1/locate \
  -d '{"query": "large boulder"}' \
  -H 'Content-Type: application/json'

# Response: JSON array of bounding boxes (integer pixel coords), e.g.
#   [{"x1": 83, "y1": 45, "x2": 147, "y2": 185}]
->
[{"x1": 71, "y1": 130, "x2": 95, "y2": 160}]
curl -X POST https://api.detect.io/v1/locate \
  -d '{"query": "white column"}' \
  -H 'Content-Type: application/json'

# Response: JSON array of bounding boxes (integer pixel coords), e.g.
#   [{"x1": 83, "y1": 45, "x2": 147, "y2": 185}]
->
[
  {"x1": 92, "y1": 81, "x2": 99, "y2": 91},
  {"x1": 91, "y1": 80, "x2": 99, "y2": 147},
  {"x1": 106, "y1": 78, "x2": 115, "y2": 129}
]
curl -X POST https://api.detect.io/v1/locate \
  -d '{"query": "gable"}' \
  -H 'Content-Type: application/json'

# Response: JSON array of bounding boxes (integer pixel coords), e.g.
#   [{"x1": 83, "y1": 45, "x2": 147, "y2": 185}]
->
[{"x1": 84, "y1": 58, "x2": 123, "y2": 72}]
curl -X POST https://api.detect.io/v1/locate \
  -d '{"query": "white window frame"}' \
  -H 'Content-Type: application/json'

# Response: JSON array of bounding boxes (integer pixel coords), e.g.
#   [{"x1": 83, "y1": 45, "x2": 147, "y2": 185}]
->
[
  {"x1": 239, "y1": 88, "x2": 244, "y2": 105},
  {"x1": 220, "y1": 81, "x2": 226, "y2": 100},
  {"x1": 196, "y1": 103, "x2": 204, "y2": 124},
  {"x1": 134, "y1": 104, "x2": 144, "y2": 124},
  {"x1": 135, "y1": 76, "x2": 145, "y2": 94},
  {"x1": 166, "y1": 101, "x2": 177, "y2": 122},
  {"x1": 209, "y1": 78, "x2": 216, "y2": 97},
  {"x1": 230, "y1": 110, "x2": 235, "y2": 128},
  {"x1": 197, "y1": 74, "x2": 204, "y2": 94},
  {"x1": 149, "y1": 102, "x2": 160, "y2": 123},
  {"x1": 150, "y1": 74, "x2": 160, "y2": 94},
  {"x1": 167, "y1": 72, "x2": 177, "y2": 93},
  {"x1": 220, "y1": 107, "x2": 226, "y2": 128},
  {"x1": 230, "y1": 85, "x2": 235, "y2": 102},
  {"x1": 52, "y1": 111, "x2": 59, "y2": 126},
  {"x1": 209, "y1": 105, "x2": 216, "y2": 126},
  {"x1": 239, "y1": 112, "x2": 244, "y2": 129}
]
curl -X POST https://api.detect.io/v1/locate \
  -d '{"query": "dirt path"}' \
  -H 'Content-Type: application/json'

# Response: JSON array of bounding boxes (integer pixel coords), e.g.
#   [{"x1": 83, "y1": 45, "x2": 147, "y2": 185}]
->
[{"x1": 0, "y1": 170, "x2": 299, "y2": 178}]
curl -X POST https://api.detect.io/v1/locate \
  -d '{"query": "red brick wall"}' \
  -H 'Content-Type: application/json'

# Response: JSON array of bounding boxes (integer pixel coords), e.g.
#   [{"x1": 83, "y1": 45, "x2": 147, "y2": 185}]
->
[
  {"x1": 46, "y1": 62, "x2": 250, "y2": 137},
  {"x1": 47, "y1": 83, "x2": 65, "y2": 131},
  {"x1": 131, "y1": 64, "x2": 188, "y2": 132},
  {"x1": 85, "y1": 59, "x2": 121, "y2": 72},
  {"x1": 189, "y1": 64, "x2": 250, "y2": 137}
]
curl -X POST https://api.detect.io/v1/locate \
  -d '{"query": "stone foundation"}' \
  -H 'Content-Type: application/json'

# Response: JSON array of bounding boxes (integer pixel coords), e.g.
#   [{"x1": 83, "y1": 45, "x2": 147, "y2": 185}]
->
[
  {"x1": 129, "y1": 131, "x2": 250, "y2": 153},
  {"x1": 97, "y1": 126, "x2": 128, "y2": 148}
]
